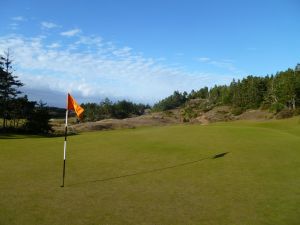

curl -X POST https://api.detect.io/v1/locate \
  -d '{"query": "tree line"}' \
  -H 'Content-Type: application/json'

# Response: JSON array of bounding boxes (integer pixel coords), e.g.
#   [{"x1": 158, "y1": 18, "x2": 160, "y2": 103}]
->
[
  {"x1": 0, "y1": 50, "x2": 52, "y2": 134},
  {"x1": 1, "y1": 49, "x2": 300, "y2": 134},
  {"x1": 81, "y1": 99, "x2": 150, "y2": 121},
  {"x1": 153, "y1": 67, "x2": 300, "y2": 114}
]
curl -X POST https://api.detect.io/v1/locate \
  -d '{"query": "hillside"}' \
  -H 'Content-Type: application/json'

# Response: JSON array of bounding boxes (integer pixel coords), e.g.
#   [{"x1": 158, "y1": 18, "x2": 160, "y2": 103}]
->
[
  {"x1": 50, "y1": 98, "x2": 281, "y2": 134},
  {"x1": 43, "y1": 67, "x2": 300, "y2": 134}
]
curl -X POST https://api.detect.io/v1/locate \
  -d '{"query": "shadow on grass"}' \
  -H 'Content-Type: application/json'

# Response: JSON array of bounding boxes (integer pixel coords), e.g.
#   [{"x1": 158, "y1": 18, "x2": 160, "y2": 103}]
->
[
  {"x1": 68, "y1": 152, "x2": 229, "y2": 187},
  {"x1": 212, "y1": 152, "x2": 229, "y2": 159},
  {"x1": 0, "y1": 134, "x2": 51, "y2": 139},
  {"x1": 0, "y1": 131, "x2": 79, "y2": 139}
]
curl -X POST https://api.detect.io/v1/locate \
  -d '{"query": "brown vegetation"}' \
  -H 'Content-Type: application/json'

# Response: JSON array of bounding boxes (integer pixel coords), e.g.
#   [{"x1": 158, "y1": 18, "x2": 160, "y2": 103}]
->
[{"x1": 51, "y1": 106, "x2": 277, "y2": 134}]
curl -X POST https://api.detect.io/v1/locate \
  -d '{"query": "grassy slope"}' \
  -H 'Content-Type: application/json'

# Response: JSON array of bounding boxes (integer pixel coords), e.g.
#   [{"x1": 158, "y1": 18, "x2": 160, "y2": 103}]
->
[{"x1": 1, "y1": 118, "x2": 300, "y2": 225}]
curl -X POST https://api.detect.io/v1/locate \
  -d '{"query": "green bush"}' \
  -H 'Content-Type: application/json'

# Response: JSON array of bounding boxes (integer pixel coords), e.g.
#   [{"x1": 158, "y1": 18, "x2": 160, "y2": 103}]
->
[
  {"x1": 231, "y1": 107, "x2": 244, "y2": 116},
  {"x1": 293, "y1": 108, "x2": 300, "y2": 116},
  {"x1": 269, "y1": 103, "x2": 285, "y2": 113},
  {"x1": 24, "y1": 102, "x2": 53, "y2": 134},
  {"x1": 182, "y1": 107, "x2": 198, "y2": 122}
]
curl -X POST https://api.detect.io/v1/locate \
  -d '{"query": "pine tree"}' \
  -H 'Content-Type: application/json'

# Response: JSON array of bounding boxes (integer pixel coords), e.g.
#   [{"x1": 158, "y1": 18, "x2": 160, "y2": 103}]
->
[
  {"x1": 0, "y1": 50, "x2": 23, "y2": 129},
  {"x1": 25, "y1": 101, "x2": 53, "y2": 134}
]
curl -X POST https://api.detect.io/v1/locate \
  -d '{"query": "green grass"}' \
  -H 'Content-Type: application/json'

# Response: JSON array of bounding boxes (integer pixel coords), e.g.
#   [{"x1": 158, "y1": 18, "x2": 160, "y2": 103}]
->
[{"x1": 1, "y1": 118, "x2": 300, "y2": 225}]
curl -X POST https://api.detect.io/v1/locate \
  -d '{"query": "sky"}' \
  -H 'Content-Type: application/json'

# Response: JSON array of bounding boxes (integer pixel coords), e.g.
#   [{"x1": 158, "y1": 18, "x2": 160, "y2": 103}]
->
[{"x1": 0, "y1": 0, "x2": 299, "y2": 107}]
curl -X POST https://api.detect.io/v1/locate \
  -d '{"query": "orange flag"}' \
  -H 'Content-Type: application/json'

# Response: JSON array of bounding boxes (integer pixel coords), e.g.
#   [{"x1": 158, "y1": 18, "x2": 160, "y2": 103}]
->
[{"x1": 67, "y1": 93, "x2": 84, "y2": 118}]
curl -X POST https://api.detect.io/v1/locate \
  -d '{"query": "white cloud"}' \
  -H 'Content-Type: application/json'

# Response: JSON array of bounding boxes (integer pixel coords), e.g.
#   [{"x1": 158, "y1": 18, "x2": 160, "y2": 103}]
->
[
  {"x1": 209, "y1": 60, "x2": 238, "y2": 72},
  {"x1": 41, "y1": 21, "x2": 60, "y2": 29},
  {"x1": 60, "y1": 29, "x2": 81, "y2": 37},
  {"x1": 75, "y1": 36, "x2": 102, "y2": 46},
  {"x1": 9, "y1": 23, "x2": 19, "y2": 30},
  {"x1": 112, "y1": 46, "x2": 132, "y2": 57},
  {"x1": 11, "y1": 16, "x2": 25, "y2": 21},
  {"x1": 0, "y1": 33, "x2": 230, "y2": 104},
  {"x1": 197, "y1": 57, "x2": 242, "y2": 73},
  {"x1": 47, "y1": 43, "x2": 61, "y2": 48},
  {"x1": 9, "y1": 16, "x2": 27, "y2": 30},
  {"x1": 197, "y1": 57, "x2": 211, "y2": 62}
]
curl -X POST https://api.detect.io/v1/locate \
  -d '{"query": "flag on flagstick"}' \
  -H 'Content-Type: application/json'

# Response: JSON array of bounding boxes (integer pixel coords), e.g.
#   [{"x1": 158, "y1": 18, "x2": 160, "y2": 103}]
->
[
  {"x1": 61, "y1": 93, "x2": 84, "y2": 187},
  {"x1": 68, "y1": 94, "x2": 84, "y2": 118}
]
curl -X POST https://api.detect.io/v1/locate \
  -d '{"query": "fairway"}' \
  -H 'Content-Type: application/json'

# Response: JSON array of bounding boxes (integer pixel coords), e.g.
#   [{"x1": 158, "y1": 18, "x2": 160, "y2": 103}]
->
[{"x1": 1, "y1": 118, "x2": 300, "y2": 225}]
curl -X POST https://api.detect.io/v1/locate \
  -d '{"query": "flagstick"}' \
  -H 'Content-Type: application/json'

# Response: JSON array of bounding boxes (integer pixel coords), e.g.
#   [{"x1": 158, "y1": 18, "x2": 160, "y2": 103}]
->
[{"x1": 61, "y1": 109, "x2": 68, "y2": 187}]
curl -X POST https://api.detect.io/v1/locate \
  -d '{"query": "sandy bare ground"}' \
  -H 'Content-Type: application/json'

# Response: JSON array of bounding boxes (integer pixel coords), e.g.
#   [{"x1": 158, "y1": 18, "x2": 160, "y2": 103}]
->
[
  {"x1": 71, "y1": 114, "x2": 180, "y2": 132},
  {"x1": 51, "y1": 111, "x2": 181, "y2": 133},
  {"x1": 49, "y1": 107, "x2": 274, "y2": 134}
]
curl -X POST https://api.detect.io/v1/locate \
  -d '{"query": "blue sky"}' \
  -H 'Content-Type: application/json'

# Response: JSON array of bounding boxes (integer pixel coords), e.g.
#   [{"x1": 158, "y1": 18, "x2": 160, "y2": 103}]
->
[{"x1": 0, "y1": 0, "x2": 299, "y2": 106}]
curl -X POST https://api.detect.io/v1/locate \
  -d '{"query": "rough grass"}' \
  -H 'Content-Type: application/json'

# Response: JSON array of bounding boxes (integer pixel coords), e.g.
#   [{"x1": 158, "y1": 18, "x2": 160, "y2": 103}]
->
[{"x1": 1, "y1": 118, "x2": 300, "y2": 225}]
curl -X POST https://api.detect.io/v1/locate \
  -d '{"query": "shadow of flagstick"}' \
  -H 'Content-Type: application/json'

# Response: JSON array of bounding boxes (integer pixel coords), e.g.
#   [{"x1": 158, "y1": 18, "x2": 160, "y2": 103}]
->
[
  {"x1": 68, "y1": 152, "x2": 229, "y2": 187},
  {"x1": 212, "y1": 152, "x2": 229, "y2": 159}
]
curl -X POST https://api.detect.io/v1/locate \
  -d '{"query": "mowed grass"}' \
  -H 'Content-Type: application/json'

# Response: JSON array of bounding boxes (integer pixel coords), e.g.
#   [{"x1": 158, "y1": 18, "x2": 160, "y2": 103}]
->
[{"x1": 1, "y1": 118, "x2": 300, "y2": 225}]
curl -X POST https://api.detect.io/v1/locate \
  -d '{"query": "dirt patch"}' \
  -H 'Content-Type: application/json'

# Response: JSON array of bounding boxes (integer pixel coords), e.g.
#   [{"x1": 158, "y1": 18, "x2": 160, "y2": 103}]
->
[
  {"x1": 237, "y1": 109, "x2": 273, "y2": 120},
  {"x1": 204, "y1": 106, "x2": 234, "y2": 122},
  {"x1": 51, "y1": 106, "x2": 275, "y2": 133},
  {"x1": 193, "y1": 115, "x2": 210, "y2": 125},
  {"x1": 185, "y1": 106, "x2": 273, "y2": 124},
  {"x1": 68, "y1": 112, "x2": 181, "y2": 132}
]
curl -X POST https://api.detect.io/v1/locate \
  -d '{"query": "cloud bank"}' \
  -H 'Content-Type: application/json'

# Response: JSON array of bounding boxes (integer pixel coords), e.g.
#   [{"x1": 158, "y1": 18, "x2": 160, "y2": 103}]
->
[
  {"x1": 0, "y1": 27, "x2": 231, "y2": 106},
  {"x1": 41, "y1": 21, "x2": 60, "y2": 29},
  {"x1": 60, "y1": 29, "x2": 81, "y2": 37}
]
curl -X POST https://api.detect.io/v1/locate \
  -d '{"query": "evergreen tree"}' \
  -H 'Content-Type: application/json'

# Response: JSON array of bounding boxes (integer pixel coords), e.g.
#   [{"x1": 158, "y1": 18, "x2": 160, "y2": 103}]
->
[
  {"x1": 0, "y1": 50, "x2": 23, "y2": 128},
  {"x1": 25, "y1": 101, "x2": 53, "y2": 134},
  {"x1": 152, "y1": 91, "x2": 187, "y2": 111}
]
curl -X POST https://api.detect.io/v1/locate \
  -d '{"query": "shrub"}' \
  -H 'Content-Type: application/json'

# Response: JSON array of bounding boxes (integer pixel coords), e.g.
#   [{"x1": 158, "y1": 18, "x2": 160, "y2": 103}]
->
[
  {"x1": 275, "y1": 109, "x2": 293, "y2": 119},
  {"x1": 231, "y1": 107, "x2": 244, "y2": 116},
  {"x1": 269, "y1": 103, "x2": 285, "y2": 113},
  {"x1": 24, "y1": 102, "x2": 53, "y2": 134},
  {"x1": 182, "y1": 107, "x2": 198, "y2": 122}
]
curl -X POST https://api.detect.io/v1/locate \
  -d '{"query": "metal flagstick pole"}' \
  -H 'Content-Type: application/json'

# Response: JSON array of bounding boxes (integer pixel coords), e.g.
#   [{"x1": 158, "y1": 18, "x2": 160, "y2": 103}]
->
[{"x1": 61, "y1": 106, "x2": 69, "y2": 187}]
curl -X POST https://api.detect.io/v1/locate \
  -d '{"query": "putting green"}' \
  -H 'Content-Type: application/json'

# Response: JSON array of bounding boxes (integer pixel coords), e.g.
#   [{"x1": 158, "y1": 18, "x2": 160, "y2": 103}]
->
[{"x1": 1, "y1": 118, "x2": 300, "y2": 225}]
